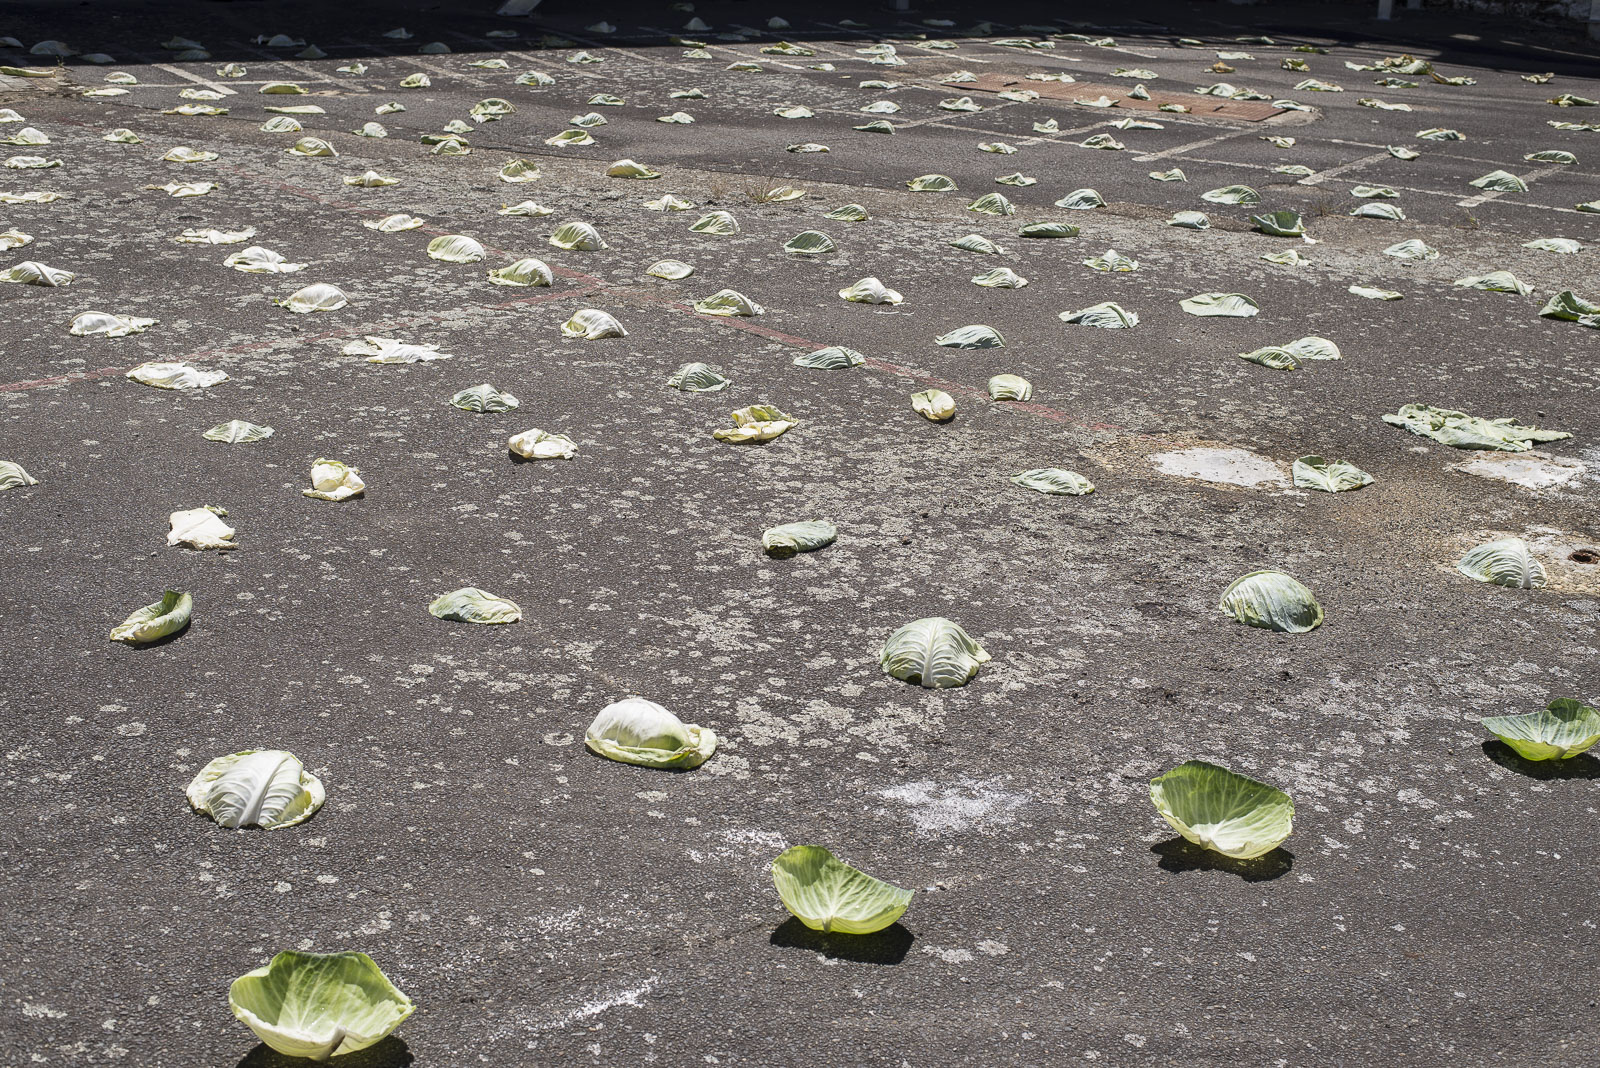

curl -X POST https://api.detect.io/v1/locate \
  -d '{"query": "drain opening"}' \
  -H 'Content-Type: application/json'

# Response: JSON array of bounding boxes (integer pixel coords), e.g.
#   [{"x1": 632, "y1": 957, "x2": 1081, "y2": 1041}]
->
[{"x1": 1568, "y1": 548, "x2": 1599, "y2": 564}]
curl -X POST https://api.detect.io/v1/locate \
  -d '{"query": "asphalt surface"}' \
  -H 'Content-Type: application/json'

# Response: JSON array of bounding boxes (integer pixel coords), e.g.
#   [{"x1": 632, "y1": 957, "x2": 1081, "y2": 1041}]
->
[{"x1": 3, "y1": 2, "x2": 1600, "y2": 1066}]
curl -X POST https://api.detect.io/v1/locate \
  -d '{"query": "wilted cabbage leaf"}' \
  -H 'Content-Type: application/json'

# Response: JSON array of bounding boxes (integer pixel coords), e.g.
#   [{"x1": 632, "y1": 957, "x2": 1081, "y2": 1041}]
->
[
  {"x1": 277, "y1": 284, "x2": 349, "y2": 313},
  {"x1": 694, "y1": 289, "x2": 764, "y2": 316},
  {"x1": 450, "y1": 384, "x2": 519, "y2": 412},
  {"x1": 341, "y1": 170, "x2": 398, "y2": 188},
  {"x1": 1150, "y1": 760, "x2": 1294, "y2": 859},
  {"x1": 499, "y1": 200, "x2": 554, "y2": 217},
  {"x1": 508, "y1": 428, "x2": 578, "y2": 459},
  {"x1": 906, "y1": 173, "x2": 957, "y2": 192},
  {"x1": 1292, "y1": 456, "x2": 1373, "y2": 492},
  {"x1": 175, "y1": 227, "x2": 255, "y2": 244},
  {"x1": 1079, "y1": 133, "x2": 1125, "y2": 150},
  {"x1": 644, "y1": 259, "x2": 693, "y2": 281},
  {"x1": 667, "y1": 363, "x2": 730, "y2": 392},
  {"x1": 995, "y1": 172, "x2": 1036, "y2": 186},
  {"x1": 839, "y1": 277, "x2": 902, "y2": 304},
  {"x1": 1349, "y1": 284, "x2": 1402, "y2": 300},
  {"x1": 689, "y1": 211, "x2": 739, "y2": 234},
  {"x1": 1523, "y1": 238, "x2": 1581, "y2": 254},
  {"x1": 110, "y1": 590, "x2": 192, "y2": 644},
  {"x1": 229, "y1": 951, "x2": 412, "y2": 1060},
  {"x1": 1, "y1": 260, "x2": 74, "y2": 286},
  {"x1": 549, "y1": 221, "x2": 607, "y2": 250},
  {"x1": 1054, "y1": 188, "x2": 1105, "y2": 210},
  {"x1": 1482, "y1": 699, "x2": 1600, "y2": 761},
  {"x1": 1082, "y1": 249, "x2": 1138, "y2": 272},
  {"x1": 1012, "y1": 468, "x2": 1094, "y2": 495},
  {"x1": 935, "y1": 324, "x2": 1005, "y2": 349},
  {"x1": 1351, "y1": 185, "x2": 1398, "y2": 199},
  {"x1": 545, "y1": 129, "x2": 595, "y2": 146},
  {"x1": 225, "y1": 246, "x2": 307, "y2": 273},
  {"x1": 950, "y1": 234, "x2": 1003, "y2": 254},
  {"x1": 187, "y1": 750, "x2": 323, "y2": 829},
  {"x1": 911, "y1": 389, "x2": 955, "y2": 422},
  {"x1": 606, "y1": 158, "x2": 661, "y2": 179},
  {"x1": 771, "y1": 845, "x2": 913, "y2": 935},
  {"x1": 561, "y1": 309, "x2": 627, "y2": 338},
  {"x1": 1261, "y1": 248, "x2": 1309, "y2": 267},
  {"x1": 967, "y1": 192, "x2": 1015, "y2": 216},
  {"x1": 1383, "y1": 404, "x2": 1570, "y2": 451},
  {"x1": 1181, "y1": 293, "x2": 1259, "y2": 317},
  {"x1": 70, "y1": 311, "x2": 156, "y2": 336},
  {"x1": 988, "y1": 374, "x2": 1033, "y2": 401},
  {"x1": 168, "y1": 505, "x2": 235, "y2": 550},
  {"x1": 971, "y1": 267, "x2": 1028, "y2": 288},
  {"x1": 783, "y1": 230, "x2": 835, "y2": 255},
  {"x1": 825, "y1": 203, "x2": 868, "y2": 221},
  {"x1": 794, "y1": 346, "x2": 864, "y2": 370},
  {"x1": 1525, "y1": 149, "x2": 1577, "y2": 165},
  {"x1": 1453, "y1": 271, "x2": 1532, "y2": 296},
  {"x1": 1149, "y1": 168, "x2": 1187, "y2": 182},
  {"x1": 880, "y1": 617, "x2": 990, "y2": 688},
  {"x1": 162, "y1": 145, "x2": 218, "y2": 163},
  {"x1": 364, "y1": 214, "x2": 424, "y2": 232},
  {"x1": 1383, "y1": 238, "x2": 1438, "y2": 261},
  {"x1": 1220, "y1": 570, "x2": 1323, "y2": 632},
  {"x1": 429, "y1": 587, "x2": 522, "y2": 624},
  {"x1": 1469, "y1": 169, "x2": 1527, "y2": 192},
  {"x1": 488, "y1": 258, "x2": 553, "y2": 287},
  {"x1": 345, "y1": 336, "x2": 452, "y2": 364},
  {"x1": 286, "y1": 136, "x2": 336, "y2": 157},
  {"x1": 0, "y1": 460, "x2": 39, "y2": 490},
  {"x1": 1457, "y1": 538, "x2": 1546, "y2": 589},
  {"x1": 585, "y1": 697, "x2": 716, "y2": 769},
  {"x1": 1168, "y1": 210, "x2": 1210, "y2": 230},
  {"x1": 713, "y1": 405, "x2": 797, "y2": 443},
  {"x1": 1060, "y1": 302, "x2": 1139, "y2": 329},
  {"x1": 1251, "y1": 210, "x2": 1305, "y2": 237},
  {"x1": 762, "y1": 519, "x2": 837, "y2": 558},
  {"x1": 204, "y1": 420, "x2": 273, "y2": 443},
  {"x1": 302, "y1": 459, "x2": 364, "y2": 501},
  {"x1": 1539, "y1": 290, "x2": 1600, "y2": 324},
  {"x1": 1201, "y1": 185, "x2": 1261, "y2": 205},
  {"x1": 427, "y1": 235, "x2": 486, "y2": 263},
  {"x1": 126, "y1": 362, "x2": 226, "y2": 390}
]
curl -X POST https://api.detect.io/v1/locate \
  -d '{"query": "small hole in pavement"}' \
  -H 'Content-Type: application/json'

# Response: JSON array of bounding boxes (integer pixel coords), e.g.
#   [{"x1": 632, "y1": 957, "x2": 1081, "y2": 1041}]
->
[{"x1": 1569, "y1": 548, "x2": 1599, "y2": 564}]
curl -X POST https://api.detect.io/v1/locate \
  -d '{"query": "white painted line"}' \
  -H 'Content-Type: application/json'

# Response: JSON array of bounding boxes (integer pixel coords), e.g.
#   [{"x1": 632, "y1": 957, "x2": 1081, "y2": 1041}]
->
[
  {"x1": 1298, "y1": 150, "x2": 1393, "y2": 185},
  {"x1": 1134, "y1": 129, "x2": 1244, "y2": 162},
  {"x1": 153, "y1": 64, "x2": 237, "y2": 95},
  {"x1": 338, "y1": 39, "x2": 493, "y2": 87}
]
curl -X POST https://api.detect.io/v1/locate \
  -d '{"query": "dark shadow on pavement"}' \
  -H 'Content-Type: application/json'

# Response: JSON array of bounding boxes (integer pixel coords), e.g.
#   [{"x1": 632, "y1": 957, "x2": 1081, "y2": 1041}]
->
[
  {"x1": 1151, "y1": 838, "x2": 1294, "y2": 882},
  {"x1": 238, "y1": 1037, "x2": 412, "y2": 1068},
  {"x1": 1482, "y1": 740, "x2": 1600, "y2": 781},
  {"x1": 769, "y1": 917, "x2": 913, "y2": 964}
]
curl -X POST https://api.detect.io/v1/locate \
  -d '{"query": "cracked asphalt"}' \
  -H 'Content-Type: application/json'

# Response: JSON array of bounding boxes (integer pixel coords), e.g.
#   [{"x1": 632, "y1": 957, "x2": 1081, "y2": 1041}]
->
[{"x1": 3, "y1": 2, "x2": 1599, "y2": 1066}]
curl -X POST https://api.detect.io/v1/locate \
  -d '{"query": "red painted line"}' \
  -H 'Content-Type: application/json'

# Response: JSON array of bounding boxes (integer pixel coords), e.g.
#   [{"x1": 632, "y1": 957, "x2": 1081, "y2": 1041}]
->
[{"x1": 2, "y1": 161, "x2": 1126, "y2": 434}]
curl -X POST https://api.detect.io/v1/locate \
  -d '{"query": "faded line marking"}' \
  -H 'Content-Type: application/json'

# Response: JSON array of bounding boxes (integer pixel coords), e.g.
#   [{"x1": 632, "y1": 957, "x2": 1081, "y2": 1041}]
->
[
  {"x1": 1297, "y1": 150, "x2": 1393, "y2": 186},
  {"x1": 1134, "y1": 129, "x2": 1246, "y2": 162},
  {"x1": 152, "y1": 64, "x2": 237, "y2": 95}
]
